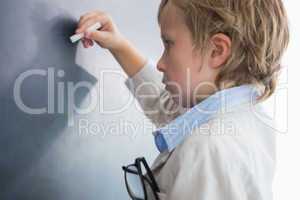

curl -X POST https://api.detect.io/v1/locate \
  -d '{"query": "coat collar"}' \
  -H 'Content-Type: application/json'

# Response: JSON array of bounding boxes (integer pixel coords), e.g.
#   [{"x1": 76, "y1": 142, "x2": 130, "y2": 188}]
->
[{"x1": 152, "y1": 84, "x2": 261, "y2": 153}]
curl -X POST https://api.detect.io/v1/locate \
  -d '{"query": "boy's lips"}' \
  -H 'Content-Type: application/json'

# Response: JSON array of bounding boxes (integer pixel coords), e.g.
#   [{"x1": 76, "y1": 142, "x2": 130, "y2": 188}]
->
[
  {"x1": 162, "y1": 76, "x2": 168, "y2": 84},
  {"x1": 162, "y1": 78, "x2": 172, "y2": 92},
  {"x1": 163, "y1": 80, "x2": 169, "y2": 90}
]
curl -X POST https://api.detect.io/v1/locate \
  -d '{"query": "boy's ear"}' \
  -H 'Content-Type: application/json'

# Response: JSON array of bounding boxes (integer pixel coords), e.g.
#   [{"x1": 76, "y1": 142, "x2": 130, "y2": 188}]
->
[{"x1": 208, "y1": 33, "x2": 231, "y2": 69}]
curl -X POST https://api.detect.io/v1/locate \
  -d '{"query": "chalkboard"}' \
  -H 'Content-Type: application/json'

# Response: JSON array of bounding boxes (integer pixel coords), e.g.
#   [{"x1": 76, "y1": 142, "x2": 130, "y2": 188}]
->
[{"x1": 0, "y1": 0, "x2": 161, "y2": 199}]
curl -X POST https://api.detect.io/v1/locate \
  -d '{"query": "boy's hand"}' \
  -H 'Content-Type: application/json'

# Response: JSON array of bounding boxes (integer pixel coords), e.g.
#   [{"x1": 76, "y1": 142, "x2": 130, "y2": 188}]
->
[
  {"x1": 76, "y1": 11, "x2": 125, "y2": 51},
  {"x1": 76, "y1": 10, "x2": 147, "y2": 77}
]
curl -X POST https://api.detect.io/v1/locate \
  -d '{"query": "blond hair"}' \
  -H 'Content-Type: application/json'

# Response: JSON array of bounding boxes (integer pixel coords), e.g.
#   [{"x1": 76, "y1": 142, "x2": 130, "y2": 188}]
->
[{"x1": 158, "y1": 0, "x2": 289, "y2": 102}]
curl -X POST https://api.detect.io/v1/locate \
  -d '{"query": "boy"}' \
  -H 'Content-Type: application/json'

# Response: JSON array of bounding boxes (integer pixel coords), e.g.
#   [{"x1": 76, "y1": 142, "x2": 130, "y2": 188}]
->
[{"x1": 76, "y1": 0, "x2": 289, "y2": 199}]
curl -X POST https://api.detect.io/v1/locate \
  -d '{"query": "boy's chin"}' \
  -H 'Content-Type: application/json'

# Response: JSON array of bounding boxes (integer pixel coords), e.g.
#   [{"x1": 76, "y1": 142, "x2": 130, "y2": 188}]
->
[
  {"x1": 167, "y1": 88, "x2": 195, "y2": 108},
  {"x1": 170, "y1": 94, "x2": 193, "y2": 109}
]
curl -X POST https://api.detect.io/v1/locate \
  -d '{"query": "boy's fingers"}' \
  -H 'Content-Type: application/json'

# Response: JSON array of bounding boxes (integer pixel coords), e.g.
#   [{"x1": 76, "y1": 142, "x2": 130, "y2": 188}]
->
[
  {"x1": 81, "y1": 38, "x2": 94, "y2": 48},
  {"x1": 76, "y1": 14, "x2": 108, "y2": 34},
  {"x1": 79, "y1": 10, "x2": 104, "y2": 23},
  {"x1": 78, "y1": 10, "x2": 102, "y2": 23},
  {"x1": 77, "y1": 13, "x2": 98, "y2": 31},
  {"x1": 85, "y1": 31, "x2": 109, "y2": 43},
  {"x1": 88, "y1": 39, "x2": 94, "y2": 47},
  {"x1": 84, "y1": 38, "x2": 93, "y2": 46},
  {"x1": 77, "y1": 18, "x2": 98, "y2": 33},
  {"x1": 82, "y1": 39, "x2": 89, "y2": 48}
]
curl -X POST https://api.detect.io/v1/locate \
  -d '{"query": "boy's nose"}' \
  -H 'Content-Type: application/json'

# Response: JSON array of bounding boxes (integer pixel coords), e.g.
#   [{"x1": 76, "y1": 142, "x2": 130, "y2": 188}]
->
[{"x1": 157, "y1": 60, "x2": 166, "y2": 73}]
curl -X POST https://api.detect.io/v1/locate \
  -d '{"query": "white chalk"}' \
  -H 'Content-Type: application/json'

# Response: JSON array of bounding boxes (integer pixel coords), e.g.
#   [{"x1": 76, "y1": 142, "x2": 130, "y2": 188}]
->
[{"x1": 70, "y1": 22, "x2": 102, "y2": 43}]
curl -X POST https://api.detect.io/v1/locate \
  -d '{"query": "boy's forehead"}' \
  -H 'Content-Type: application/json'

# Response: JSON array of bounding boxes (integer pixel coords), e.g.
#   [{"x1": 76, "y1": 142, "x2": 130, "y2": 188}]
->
[{"x1": 159, "y1": 3, "x2": 185, "y2": 36}]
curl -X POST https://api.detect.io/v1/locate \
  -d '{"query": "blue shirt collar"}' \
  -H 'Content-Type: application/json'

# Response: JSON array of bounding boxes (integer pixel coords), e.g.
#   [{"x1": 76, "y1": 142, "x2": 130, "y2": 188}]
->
[{"x1": 153, "y1": 84, "x2": 261, "y2": 153}]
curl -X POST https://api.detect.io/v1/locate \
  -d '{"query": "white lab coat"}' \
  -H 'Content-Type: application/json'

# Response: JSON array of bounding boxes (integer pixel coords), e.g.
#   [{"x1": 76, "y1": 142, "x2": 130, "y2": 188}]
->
[{"x1": 125, "y1": 60, "x2": 276, "y2": 200}]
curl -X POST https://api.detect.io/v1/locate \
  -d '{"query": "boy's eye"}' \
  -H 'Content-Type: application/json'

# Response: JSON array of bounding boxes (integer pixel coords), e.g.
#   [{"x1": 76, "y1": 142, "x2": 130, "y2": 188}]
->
[{"x1": 163, "y1": 39, "x2": 171, "y2": 49}]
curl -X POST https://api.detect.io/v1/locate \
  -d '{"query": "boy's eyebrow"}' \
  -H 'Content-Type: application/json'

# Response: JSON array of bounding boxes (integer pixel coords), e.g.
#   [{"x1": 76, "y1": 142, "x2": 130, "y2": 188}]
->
[{"x1": 161, "y1": 34, "x2": 170, "y2": 40}]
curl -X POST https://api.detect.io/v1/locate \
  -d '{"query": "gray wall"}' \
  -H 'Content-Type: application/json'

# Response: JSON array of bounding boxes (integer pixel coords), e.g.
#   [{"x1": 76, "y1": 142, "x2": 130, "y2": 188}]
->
[{"x1": 0, "y1": 0, "x2": 162, "y2": 199}]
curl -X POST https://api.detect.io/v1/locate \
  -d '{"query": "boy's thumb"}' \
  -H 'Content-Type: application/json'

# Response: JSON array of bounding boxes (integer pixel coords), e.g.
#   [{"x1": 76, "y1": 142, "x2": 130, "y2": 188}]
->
[{"x1": 85, "y1": 31, "x2": 109, "y2": 43}]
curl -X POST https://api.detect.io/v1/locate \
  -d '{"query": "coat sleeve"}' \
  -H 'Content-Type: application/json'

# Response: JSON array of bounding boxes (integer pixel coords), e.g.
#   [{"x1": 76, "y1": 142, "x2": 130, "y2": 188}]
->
[
  {"x1": 165, "y1": 136, "x2": 263, "y2": 200},
  {"x1": 124, "y1": 59, "x2": 185, "y2": 128}
]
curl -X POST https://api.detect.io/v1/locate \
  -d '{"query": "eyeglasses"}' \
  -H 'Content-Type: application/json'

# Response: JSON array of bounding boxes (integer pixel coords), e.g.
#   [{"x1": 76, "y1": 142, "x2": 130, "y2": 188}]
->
[{"x1": 122, "y1": 157, "x2": 160, "y2": 200}]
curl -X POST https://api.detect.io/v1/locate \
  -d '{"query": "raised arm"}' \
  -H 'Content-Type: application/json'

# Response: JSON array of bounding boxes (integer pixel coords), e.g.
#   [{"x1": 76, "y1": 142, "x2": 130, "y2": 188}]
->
[
  {"x1": 76, "y1": 11, "x2": 185, "y2": 127},
  {"x1": 75, "y1": 10, "x2": 146, "y2": 77}
]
